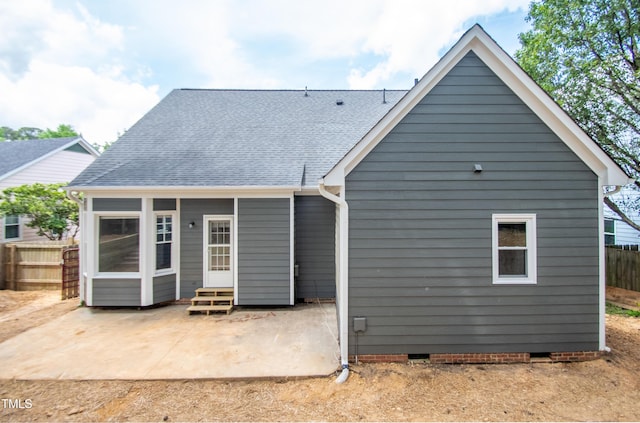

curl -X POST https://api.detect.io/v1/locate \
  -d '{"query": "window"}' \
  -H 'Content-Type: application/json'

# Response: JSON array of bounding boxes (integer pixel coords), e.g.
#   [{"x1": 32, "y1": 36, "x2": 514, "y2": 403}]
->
[
  {"x1": 492, "y1": 214, "x2": 537, "y2": 284},
  {"x1": 604, "y1": 218, "x2": 616, "y2": 245},
  {"x1": 156, "y1": 214, "x2": 173, "y2": 271},
  {"x1": 4, "y1": 215, "x2": 20, "y2": 240},
  {"x1": 98, "y1": 217, "x2": 140, "y2": 273}
]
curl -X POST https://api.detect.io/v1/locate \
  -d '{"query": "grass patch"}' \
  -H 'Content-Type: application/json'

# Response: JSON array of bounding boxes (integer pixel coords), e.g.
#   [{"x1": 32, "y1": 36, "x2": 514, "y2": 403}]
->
[{"x1": 606, "y1": 303, "x2": 640, "y2": 317}]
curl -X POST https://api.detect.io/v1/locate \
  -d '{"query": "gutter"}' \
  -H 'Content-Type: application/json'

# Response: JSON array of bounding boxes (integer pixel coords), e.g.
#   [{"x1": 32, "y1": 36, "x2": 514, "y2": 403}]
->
[{"x1": 318, "y1": 180, "x2": 350, "y2": 384}]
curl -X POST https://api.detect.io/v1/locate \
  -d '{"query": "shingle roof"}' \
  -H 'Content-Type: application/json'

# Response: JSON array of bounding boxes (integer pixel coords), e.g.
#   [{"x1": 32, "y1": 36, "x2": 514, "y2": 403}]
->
[
  {"x1": 69, "y1": 89, "x2": 406, "y2": 188},
  {"x1": 0, "y1": 137, "x2": 81, "y2": 179}
]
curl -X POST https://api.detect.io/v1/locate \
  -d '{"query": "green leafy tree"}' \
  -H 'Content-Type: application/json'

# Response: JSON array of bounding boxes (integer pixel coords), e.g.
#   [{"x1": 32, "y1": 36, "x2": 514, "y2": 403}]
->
[
  {"x1": 0, "y1": 183, "x2": 79, "y2": 241},
  {"x1": 38, "y1": 124, "x2": 79, "y2": 139},
  {"x1": 516, "y1": 0, "x2": 640, "y2": 231},
  {"x1": 0, "y1": 126, "x2": 43, "y2": 141}
]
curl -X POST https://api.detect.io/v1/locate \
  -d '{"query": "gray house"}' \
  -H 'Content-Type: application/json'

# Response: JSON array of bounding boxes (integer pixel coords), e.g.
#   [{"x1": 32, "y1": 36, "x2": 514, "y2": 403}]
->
[{"x1": 67, "y1": 25, "x2": 630, "y2": 368}]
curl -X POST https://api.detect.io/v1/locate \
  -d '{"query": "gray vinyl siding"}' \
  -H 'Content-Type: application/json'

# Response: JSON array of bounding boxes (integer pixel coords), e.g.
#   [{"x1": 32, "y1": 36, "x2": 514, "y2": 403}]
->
[
  {"x1": 153, "y1": 199, "x2": 176, "y2": 211},
  {"x1": 153, "y1": 274, "x2": 176, "y2": 303},
  {"x1": 179, "y1": 199, "x2": 234, "y2": 298},
  {"x1": 93, "y1": 198, "x2": 141, "y2": 211},
  {"x1": 346, "y1": 51, "x2": 600, "y2": 355},
  {"x1": 294, "y1": 196, "x2": 336, "y2": 299},
  {"x1": 237, "y1": 198, "x2": 291, "y2": 305},
  {"x1": 93, "y1": 278, "x2": 141, "y2": 306}
]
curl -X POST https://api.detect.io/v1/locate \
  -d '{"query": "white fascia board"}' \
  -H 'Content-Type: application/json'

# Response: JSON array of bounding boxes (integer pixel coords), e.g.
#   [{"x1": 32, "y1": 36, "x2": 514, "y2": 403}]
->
[
  {"x1": 65, "y1": 185, "x2": 301, "y2": 198},
  {"x1": 76, "y1": 137, "x2": 101, "y2": 158},
  {"x1": 323, "y1": 25, "x2": 630, "y2": 188}
]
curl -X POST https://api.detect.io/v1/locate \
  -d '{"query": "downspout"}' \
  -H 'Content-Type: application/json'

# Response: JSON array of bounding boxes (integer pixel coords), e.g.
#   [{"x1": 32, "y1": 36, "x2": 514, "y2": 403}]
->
[
  {"x1": 318, "y1": 179, "x2": 350, "y2": 384},
  {"x1": 600, "y1": 184, "x2": 625, "y2": 353}
]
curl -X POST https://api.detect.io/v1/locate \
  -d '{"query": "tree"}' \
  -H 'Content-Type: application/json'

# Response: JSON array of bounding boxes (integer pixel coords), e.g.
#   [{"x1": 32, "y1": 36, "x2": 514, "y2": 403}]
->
[
  {"x1": 38, "y1": 124, "x2": 79, "y2": 139},
  {"x1": 0, "y1": 126, "x2": 43, "y2": 141},
  {"x1": 0, "y1": 124, "x2": 78, "y2": 141},
  {"x1": 516, "y1": 0, "x2": 640, "y2": 231},
  {"x1": 0, "y1": 183, "x2": 79, "y2": 241}
]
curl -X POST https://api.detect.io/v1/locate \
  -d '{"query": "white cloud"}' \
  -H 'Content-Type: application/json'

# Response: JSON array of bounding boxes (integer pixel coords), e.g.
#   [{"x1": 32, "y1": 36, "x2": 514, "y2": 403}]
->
[
  {"x1": 0, "y1": 0, "x2": 159, "y2": 144},
  {"x1": 345, "y1": 0, "x2": 531, "y2": 88},
  {"x1": 0, "y1": 0, "x2": 531, "y2": 144}
]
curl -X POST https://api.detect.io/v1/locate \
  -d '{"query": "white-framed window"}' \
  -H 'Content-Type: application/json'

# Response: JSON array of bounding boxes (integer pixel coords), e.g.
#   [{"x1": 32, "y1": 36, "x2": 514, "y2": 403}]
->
[
  {"x1": 155, "y1": 213, "x2": 174, "y2": 273},
  {"x1": 492, "y1": 214, "x2": 537, "y2": 284},
  {"x1": 97, "y1": 215, "x2": 140, "y2": 274},
  {"x1": 604, "y1": 218, "x2": 616, "y2": 245},
  {"x1": 4, "y1": 215, "x2": 20, "y2": 240}
]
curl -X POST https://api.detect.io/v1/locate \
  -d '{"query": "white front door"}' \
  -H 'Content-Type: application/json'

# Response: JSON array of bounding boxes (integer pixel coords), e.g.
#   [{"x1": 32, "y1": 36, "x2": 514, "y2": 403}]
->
[{"x1": 204, "y1": 217, "x2": 233, "y2": 288}]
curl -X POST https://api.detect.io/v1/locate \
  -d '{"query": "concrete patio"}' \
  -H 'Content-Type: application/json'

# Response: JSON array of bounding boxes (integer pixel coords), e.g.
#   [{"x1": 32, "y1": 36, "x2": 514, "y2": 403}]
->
[{"x1": 0, "y1": 303, "x2": 339, "y2": 380}]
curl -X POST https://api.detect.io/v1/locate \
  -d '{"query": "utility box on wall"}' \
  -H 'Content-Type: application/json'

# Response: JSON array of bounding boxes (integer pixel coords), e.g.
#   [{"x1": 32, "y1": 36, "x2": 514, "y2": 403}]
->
[{"x1": 353, "y1": 317, "x2": 367, "y2": 333}]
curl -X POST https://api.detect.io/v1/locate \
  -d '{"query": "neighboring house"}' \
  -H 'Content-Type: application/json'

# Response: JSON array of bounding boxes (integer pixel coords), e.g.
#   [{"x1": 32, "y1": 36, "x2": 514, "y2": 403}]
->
[
  {"x1": 604, "y1": 190, "x2": 640, "y2": 246},
  {"x1": 67, "y1": 25, "x2": 630, "y2": 367},
  {"x1": 0, "y1": 137, "x2": 99, "y2": 243}
]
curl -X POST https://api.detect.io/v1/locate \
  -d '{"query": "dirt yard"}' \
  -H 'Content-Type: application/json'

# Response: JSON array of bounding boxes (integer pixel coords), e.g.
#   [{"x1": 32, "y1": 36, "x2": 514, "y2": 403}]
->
[{"x1": 0, "y1": 290, "x2": 639, "y2": 422}]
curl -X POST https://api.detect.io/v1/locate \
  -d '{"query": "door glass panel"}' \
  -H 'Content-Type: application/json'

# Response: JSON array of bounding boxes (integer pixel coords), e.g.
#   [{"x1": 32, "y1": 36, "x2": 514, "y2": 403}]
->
[{"x1": 208, "y1": 221, "x2": 231, "y2": 271}]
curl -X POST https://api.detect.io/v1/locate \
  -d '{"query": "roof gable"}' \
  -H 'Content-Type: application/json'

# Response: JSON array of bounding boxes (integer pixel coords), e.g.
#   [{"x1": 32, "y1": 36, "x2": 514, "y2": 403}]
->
[
  {"x1": 0, "y1": 136, "x2": 98, "y2": 181},
  {"x1": 323, "y1": 24, "x2": 630, "y2": 187}
]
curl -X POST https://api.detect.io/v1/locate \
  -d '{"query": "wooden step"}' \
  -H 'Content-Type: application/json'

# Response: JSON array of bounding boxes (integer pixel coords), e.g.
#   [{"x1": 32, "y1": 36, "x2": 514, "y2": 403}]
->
[
  {"x1": 196, "y1": 287, "x2": 233, "y2": 296},
  {"x1": 190, "y1": 297, "x2": 233, "y2": 306},
  {"x1": 191, "y1": 295, "x2": 233, "y2": 302},
  {"x1": 187, "y1": 304, "x2": 234, "y2": 315}
]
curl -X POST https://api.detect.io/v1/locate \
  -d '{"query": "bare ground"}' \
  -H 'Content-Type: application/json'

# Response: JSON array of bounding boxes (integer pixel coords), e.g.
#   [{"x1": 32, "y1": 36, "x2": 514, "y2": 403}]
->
[{"x1": 0, "y1": 290, "x2": 639, "y2": 422}]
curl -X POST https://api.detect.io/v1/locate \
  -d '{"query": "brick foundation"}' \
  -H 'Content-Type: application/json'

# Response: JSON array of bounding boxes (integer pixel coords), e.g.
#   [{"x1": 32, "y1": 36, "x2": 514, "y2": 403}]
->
[
  {"x1": 549, "y1": 351, "x2": 602, "y2": 362},
  {"x1": 349, "y1": 354, "x2": 409, "y2": 363},
  {"x1": 349, "y1": 351, "x2": 603, "y2": 364},
  {"x1": 429, "y1": 353, "x2": 530, "y2": 364}
]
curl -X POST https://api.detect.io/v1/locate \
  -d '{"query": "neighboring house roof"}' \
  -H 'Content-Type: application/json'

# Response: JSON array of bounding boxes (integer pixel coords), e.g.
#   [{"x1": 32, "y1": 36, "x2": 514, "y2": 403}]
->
[
  {"x1": 323, "y1": 24, "x2": 630, "y2": 187},
  {"x1": 0, "y1": 136, "x2": 99, "y2": 182},
  {"x1": 69, "y1": 89, "x2": 406, "y2": 189}
]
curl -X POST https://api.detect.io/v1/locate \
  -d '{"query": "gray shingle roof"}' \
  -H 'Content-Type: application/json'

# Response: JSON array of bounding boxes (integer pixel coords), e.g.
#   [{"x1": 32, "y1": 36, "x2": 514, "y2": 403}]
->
[
  {"x1": 0, "y1": 137, "x2": 81, "y2": 179},
  {"x1": 69, "y1": 89, "x2": 406, "y2": 188}
]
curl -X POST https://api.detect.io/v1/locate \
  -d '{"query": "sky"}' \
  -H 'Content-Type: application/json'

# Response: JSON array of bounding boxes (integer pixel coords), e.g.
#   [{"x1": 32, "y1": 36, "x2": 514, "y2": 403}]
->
[{"x1": 0, "y1": 0, "x2": 532, "y2": 145}]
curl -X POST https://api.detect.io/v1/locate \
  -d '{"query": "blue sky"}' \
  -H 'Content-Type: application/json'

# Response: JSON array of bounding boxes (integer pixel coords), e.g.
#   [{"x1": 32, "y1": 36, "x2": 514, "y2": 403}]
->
[{"x1": 0, "y1": 0, "x2": 531, "y2": 144}]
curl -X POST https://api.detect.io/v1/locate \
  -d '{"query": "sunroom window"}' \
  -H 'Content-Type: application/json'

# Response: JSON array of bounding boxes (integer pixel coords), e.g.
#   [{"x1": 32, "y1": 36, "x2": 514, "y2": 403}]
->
[
  {"x1": 156, "y1": 214, "x2": 173, "y2": 271},
  {"x1": 98, "y1": 217, "x2": 140, "y2": 273}
]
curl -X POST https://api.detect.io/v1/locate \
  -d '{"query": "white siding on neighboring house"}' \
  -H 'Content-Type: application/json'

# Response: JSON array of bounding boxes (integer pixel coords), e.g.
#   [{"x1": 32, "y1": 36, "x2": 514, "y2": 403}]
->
[
  {"x1": 0, "y1": 150, "x2": 95, "y2": 190},
  {"x1": 0, "y1": 149, "x2": 96, "y2": 243},
  {"x1": 604, "y1": 190, "x2": 640, "y2": 245}
]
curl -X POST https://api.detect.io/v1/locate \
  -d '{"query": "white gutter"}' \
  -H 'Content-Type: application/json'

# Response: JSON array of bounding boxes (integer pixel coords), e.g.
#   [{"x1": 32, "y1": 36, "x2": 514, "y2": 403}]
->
[{"x1": 318, "y1": 179, "x2": 350, "y2": 384}]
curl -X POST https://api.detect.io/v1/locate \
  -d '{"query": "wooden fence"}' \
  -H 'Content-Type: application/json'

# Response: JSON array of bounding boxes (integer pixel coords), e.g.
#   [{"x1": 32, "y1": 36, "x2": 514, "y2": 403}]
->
[
  {"x1": 4, "y1": 242, "x2": 76, "y2": 292},
  {"x1": 606, "y1": 246, "x2": 640, "y2": 292}
]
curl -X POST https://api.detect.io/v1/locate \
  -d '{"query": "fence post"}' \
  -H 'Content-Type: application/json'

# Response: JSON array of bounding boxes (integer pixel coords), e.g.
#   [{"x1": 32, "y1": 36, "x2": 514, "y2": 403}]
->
[{"x1": 6, "y1": 244, "x2": 16, "y2": 290}]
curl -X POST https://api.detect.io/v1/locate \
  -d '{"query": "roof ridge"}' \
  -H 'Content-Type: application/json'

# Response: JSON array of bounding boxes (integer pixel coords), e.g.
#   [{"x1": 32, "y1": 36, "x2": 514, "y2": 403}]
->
[{"x1": 177, "y1": 88, "x2": 408, "y2": 92}]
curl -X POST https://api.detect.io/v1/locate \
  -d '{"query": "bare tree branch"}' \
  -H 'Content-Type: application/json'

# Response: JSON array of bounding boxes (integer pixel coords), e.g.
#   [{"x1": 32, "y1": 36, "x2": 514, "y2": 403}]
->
[{"x1": 604, "y1": 196, "x2": 640, "y2": 232}]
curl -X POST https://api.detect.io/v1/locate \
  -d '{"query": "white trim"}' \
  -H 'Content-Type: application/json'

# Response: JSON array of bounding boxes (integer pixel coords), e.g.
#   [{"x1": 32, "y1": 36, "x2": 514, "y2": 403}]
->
[
  {"x1": 290, "y1": 195, "x2": 295, "y2": 305},
  {"x1": 141, "y1": 199, "x2": 151, "y2": 306},
  {"x1": 66, "y1": 186, "x2": 301, "y2": 196},
  {"x1": 202, "y1": 215, "x2": 234, "y2": 288},
  {"x1": 492, "y1": 214, "x2": 537, "y2": 285},
  {"x1": 323, "y1": 25, "x2": 630, "y2": 188},
  {"x1": 233, "y1": 198, "x2": 239, "y2": 305},
  {"x1": 174, "y1": 199, "x2": 181, "y2": 300},
  {"x1": 1, "y1": 137, "x2": 98, "y2": 183},
  {"x1": 85, "y1": 197, "x2": 94, "y2": 306},
  {"x1": 598, "y1": 182, "x2": 606, "y2": 350}
]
